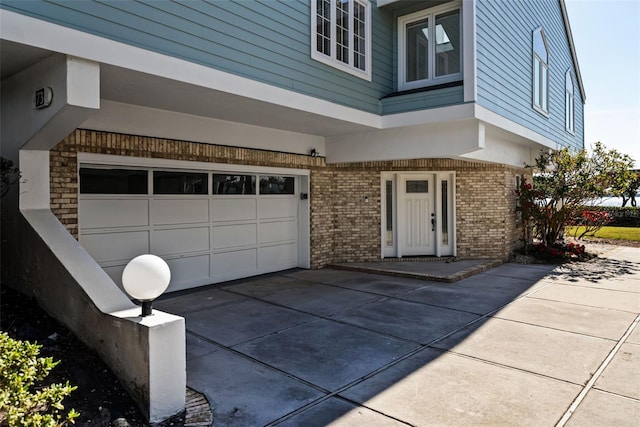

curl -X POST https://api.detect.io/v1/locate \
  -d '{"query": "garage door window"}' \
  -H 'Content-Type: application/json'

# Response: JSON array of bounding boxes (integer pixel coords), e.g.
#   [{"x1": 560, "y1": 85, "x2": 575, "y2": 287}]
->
[
  {"x1": 213, "y1": 174, "x2": 256, "y2": 195},
  {"x1": 153, "y1": 171, "x2": 207, "y2": 195},
  {"x1": 259, "y1": 176, "x2": 294, "y2": 195},
  {"x1": 80, "y1": 168, "x2": 148, "y2": 194}
]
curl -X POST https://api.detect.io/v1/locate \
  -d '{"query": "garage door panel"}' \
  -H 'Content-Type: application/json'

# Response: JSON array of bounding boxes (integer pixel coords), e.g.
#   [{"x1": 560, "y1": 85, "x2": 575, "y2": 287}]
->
[
  {"x1": 81, "y1": 231, "x2": 149, "y2": 263},
  {"x1": 212, "y1": 249, "x2": 258, "y2": 277},
  {"x1": 211, "y1": 198, "x2": 257, "y2": 222},
  {"x1": 213, "y1": 224, "x2": 257, "y2": 249},
  {"x1": 259, "y1": 220, "x2": 297, "y2": 244},
  {"x1": 79, "y1": 199, "x2": 149, "y2": 229},
  {"x1": 165, "y1": 255, "x2": 210, "y2": 292},
  {"x1": 260, "y1": 243, "x2": 298, "y2": 270},
  {"x1": 80, "y1": 165, "x2": 303, "y2": 291},
  {"x1": 153, "y1": 199, "x2": 209, "y2": 225},
  {"x1": 259, "y1": 198, "x2": 297, "y2": 219},
  {"x1": 153, "y1": 227, "x2": 209, "y2": 256}
]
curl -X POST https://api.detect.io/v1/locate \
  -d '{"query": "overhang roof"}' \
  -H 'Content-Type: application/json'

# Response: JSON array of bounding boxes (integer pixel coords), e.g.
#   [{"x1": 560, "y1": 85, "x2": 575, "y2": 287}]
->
[{"x1": 559, "y1": 0, "x2": 587, "y2": 103}]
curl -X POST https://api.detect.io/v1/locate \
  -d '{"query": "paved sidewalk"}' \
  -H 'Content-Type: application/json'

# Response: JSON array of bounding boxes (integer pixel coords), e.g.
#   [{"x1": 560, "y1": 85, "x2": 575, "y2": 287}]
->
[{"x1": 156, "y1": 246, "x2": 640, "y2": 426}]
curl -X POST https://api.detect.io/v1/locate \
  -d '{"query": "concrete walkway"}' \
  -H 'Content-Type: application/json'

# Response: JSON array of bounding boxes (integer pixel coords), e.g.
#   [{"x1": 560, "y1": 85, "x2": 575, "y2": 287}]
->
[{"x1": 156, "y1": 247, "x2": 640, "y2": 426}]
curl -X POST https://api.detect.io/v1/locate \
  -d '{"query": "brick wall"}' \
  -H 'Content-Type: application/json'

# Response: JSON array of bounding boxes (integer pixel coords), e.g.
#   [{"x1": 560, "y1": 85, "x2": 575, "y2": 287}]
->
[
  {"x1": 50, "y1": 129, "x2": 323, "y2": 239},
  {"x1": 50, "y1": 129, "x2": 526, "y2": 268}
]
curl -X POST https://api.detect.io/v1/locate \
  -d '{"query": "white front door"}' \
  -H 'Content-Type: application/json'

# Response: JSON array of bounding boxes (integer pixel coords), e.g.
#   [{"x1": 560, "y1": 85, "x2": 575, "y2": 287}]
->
[
  {"x1": 382, "y1": 171, "x2": 455, "y2": 258},
  {"x1": 399, "y1": 174, "x2": 435, "y2": 256}
]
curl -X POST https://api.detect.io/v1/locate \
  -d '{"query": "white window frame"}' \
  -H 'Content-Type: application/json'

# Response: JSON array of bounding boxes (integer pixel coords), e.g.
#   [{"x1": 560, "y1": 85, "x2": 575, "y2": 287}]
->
[
  {"x1": 532, "y1": 27, "x2": 549, "y2": 116},
  {"x1": 398, "y1": 2, "x2": 463, "y2": 91},
  {"x1": 565, "y1": 69, "x2": 575, "y2": 134},
  {"x1": 310, "y1": 0, "x2": 372, "y2": 81}
]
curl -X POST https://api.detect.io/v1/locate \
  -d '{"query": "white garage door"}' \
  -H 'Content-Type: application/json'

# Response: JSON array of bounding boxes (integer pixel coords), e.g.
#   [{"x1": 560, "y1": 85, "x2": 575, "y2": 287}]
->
[{"x1": 78, "y1": 166, "x2": 304, "y2": 292}]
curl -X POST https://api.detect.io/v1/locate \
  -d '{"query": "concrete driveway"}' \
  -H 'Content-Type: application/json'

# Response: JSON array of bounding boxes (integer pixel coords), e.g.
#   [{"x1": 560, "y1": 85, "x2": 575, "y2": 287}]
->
[{"x1": 155, "y1": 247, "x2": 640, "y2": 426}]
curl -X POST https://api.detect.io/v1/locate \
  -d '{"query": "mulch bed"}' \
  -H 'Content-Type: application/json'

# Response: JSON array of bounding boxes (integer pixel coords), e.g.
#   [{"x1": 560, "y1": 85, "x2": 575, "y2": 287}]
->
[{"x1": 0, "y1": 286, "x2": 185, "y2": 427}]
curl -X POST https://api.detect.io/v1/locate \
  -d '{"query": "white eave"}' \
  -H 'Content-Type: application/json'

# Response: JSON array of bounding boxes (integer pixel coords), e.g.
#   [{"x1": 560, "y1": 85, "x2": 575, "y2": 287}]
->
[{"x1": 559, "y1": 0, "x2": 586, "y2": 103}]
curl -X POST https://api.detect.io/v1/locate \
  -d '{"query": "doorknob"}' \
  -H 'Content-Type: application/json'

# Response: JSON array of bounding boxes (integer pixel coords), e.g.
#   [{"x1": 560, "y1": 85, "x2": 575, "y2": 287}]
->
[{"x1": 431, "y1": 217, "x2": 436, "y2": 232}]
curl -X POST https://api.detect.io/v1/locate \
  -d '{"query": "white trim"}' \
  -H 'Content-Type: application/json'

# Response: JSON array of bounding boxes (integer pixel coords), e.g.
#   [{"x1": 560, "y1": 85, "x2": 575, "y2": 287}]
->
[
  {"x1": 397, "y1": 2, "x2": 463, "y2": 91},
  {"x1": 77, "y1": 153, "x2": 311, "y2": 177},
  {"x1": 380, "y1": 173, "x2": 397, "y2": 258},
  {"x1": 0, "y1": 9, "x2": 379, "y2": 128},
  {"x1": 532, "y1": 27, "x2": 550, "y2": 116},
  {"x1": 565, "y1": 69, "x2": 576, "y2": 134},
  {"x1": 559, "y1": 0, "x2": 586, "y2": 102},
  {"x1": 474, "y1": 104, "x2": 556, "y2": 150},
  {"x1": 462, "y1": 0, "x2": 477, "y2": 102},
  {"x1": 434, "y1": 172, "x2": 456, "y2": 257},
  {"x1": 310, "y1": 0, "x2": 372, "y2": 81}
]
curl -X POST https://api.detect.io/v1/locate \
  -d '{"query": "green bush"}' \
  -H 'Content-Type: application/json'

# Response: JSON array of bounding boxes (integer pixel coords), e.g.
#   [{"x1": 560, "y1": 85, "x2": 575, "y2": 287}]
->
[
  {"x1": 580, "y1": 206, "x2": 640, "y2": 227},
  {"x1": 0, "y1": 332, "x2": 79, "y2": 426}
]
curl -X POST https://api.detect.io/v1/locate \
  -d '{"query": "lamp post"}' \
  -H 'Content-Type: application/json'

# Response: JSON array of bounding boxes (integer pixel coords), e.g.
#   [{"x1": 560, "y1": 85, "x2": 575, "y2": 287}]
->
[{"x1": 122, "y1": 254, "x2": 171, "y2": 317}]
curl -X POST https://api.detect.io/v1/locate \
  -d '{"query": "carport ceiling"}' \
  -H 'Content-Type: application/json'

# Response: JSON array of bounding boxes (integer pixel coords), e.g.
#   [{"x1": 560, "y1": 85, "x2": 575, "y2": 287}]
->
[
  {"x1": 99, "y1": 64, "x2": 375, "y2": 137},
  {"x1": 0, "y1": 40, "x2": 53, "y2": 79},
  {"x1": 1, "y1": 40, "x2": 376, "y2": 137}
]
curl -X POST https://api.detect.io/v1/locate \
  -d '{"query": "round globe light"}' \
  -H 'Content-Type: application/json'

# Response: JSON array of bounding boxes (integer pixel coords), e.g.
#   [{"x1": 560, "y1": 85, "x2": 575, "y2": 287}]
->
[{"x1": 122, "y1": 254, "x2": 171, "y2": 316}]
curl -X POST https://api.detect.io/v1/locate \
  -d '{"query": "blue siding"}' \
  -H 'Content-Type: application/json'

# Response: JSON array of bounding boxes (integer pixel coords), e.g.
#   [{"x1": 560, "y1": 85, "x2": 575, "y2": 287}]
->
[
  {"x1": 380, "y1": 86, "x2": 464, "y2": 115},
  {"x1": 2, "y1": 0, "x2": 584, "y2": 134},
  {"x1": 1, "y1": 0, "x2": 396, "y2": 113},
  {"x1": 476, "y1": 0, "x2": 584, "y2": 150}
]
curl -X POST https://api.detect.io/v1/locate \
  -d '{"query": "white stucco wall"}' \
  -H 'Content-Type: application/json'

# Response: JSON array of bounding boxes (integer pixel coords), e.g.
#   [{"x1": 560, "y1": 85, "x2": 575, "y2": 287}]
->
[
  {"x1": 82, "y1": 100, "x2": 326, "y2": 157},
  {"x1": 0, "y1": 53, "x2": 185, "y2": 422}
]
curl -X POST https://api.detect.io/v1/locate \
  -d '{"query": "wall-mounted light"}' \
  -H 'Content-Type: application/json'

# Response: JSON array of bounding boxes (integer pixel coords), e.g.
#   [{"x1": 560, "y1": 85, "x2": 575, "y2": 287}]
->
[
  {"x1": 122, "y1": 254, "x2": 171, "y2": 317},
  {"x1": 310, "y1": 149, "x2": 318, "y2": 157}
]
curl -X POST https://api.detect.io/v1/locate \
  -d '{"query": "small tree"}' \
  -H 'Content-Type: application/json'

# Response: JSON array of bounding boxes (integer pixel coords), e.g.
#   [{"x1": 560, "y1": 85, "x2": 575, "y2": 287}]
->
[
  {"x1": 516, "y1": 142, "x2": 635, "y2": 247},
  {"x1": 621, "y1": 171, "x2": 640, "y2": 207}
]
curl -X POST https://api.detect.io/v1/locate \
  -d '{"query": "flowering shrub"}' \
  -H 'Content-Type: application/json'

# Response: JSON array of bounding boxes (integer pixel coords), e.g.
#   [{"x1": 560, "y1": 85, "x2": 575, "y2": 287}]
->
[
  {"x1": 515, "y1": 144, "x2": 636, "y2": 249},
  {"x1": 515, "y1": 177, "x2": 567, "y2": 248},
  {"x1": 528, "y1": 242, "x2": 588, "y2": 262},
  {"x1": 568, "y1": 210, "x2": 612, "y2": 239}
]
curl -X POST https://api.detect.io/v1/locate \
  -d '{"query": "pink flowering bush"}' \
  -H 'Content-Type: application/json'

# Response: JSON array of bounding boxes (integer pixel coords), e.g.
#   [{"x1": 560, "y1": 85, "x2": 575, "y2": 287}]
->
[
  {"x1": 514, "y1": 144, "x2": 636, "y2": 261},
  {"x1": 568, "y1": 210, "x2": 612, "y2": 239},
  {"x1": 528, "y1": 241, "x2": 588, "y2": 262}
]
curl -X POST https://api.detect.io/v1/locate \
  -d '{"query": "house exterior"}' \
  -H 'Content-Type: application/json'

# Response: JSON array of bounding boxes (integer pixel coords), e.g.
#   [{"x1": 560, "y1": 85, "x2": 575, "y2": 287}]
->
[{"x1": 0, "y1": 0, "x2": 584, "y2": 420}]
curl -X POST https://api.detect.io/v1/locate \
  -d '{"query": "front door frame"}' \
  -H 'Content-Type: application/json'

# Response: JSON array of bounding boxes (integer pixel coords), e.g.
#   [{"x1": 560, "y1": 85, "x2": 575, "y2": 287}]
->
[{"x1": 381, "y1": 171, "x2": 456, "y2": 258}]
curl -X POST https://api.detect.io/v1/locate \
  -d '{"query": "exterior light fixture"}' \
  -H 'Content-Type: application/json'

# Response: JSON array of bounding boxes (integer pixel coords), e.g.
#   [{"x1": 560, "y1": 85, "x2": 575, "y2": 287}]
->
[
  {"x1": 122, "y1": 254, "x2": 171, "y2": 317},
  {"x1": 310, "y1": 149, "x2": 318, "y2": 157}
]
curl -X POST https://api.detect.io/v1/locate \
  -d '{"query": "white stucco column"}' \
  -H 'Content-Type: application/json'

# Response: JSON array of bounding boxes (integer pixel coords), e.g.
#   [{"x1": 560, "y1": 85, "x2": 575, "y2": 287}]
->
[{"x1": 1, "y1": 52, "x2": 186, "y2": 422}]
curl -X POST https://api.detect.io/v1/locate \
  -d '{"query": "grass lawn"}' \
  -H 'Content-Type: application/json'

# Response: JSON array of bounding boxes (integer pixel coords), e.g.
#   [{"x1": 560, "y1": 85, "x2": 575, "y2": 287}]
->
[{"x1": 566, "y1": 226, "x2": 640, "y2": 242}]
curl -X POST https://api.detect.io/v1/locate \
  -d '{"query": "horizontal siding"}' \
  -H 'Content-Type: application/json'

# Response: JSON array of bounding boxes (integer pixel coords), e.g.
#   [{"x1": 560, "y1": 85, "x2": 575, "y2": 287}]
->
[
  {"x1": 476, "y1": 0, "x2": 584, "y2": 150},
  {"x1": 380, "y1": 86, "x2": 464, "y2": 115},
  {"x1": 1, "y1": 0, "x2": 398, "y2": 113}
]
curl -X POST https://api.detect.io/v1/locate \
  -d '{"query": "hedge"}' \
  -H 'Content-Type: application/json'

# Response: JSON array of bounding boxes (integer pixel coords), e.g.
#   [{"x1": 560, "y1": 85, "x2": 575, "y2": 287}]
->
[{"x1": 580, "y1": 206, "x2": 640, "y2": 227}]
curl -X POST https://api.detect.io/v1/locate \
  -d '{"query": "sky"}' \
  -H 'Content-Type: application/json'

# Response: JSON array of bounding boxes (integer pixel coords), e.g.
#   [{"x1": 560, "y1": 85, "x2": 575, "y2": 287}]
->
[{"x1": 564, "y1": 0, "x2": 640, "y2": 167}]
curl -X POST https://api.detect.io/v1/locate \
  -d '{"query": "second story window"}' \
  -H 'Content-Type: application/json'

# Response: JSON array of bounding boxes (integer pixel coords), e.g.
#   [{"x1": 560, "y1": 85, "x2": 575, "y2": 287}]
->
[
  {"x1": 398, "y1": 3, "x2": 462, "y2": 91},
  {"x1": 311, "y1": 0, "x2": 371, "y2": 81},
  {"x1": 565, "y1": 70, "x2": 575, "y2": 133},
  {"x1": 532, "y1": 27, "x2": 549, "y2": 115}
]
